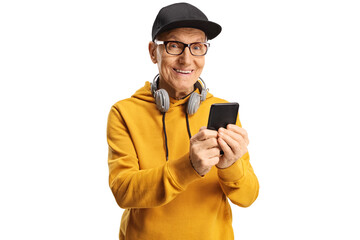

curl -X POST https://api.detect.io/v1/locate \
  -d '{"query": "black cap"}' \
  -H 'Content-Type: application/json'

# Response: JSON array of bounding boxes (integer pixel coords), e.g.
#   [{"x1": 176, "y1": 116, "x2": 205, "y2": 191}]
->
[{"x1": 152, "y1": 2, "x2": 222, "y2": 41}]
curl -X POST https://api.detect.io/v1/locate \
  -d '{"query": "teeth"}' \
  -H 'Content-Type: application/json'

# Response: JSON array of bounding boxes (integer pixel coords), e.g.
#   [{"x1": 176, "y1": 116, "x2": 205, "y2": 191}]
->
[{"x1": 175, "y1": 69, "x2": 192, "y2": 74}]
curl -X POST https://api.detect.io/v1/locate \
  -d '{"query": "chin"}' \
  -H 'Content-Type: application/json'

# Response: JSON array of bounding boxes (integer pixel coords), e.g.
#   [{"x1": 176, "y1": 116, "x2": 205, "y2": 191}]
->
[
  {"x1": 175, "y1": 74, "x2": 198, "y2": 84},
  {"x1": 175, "y1": 79, "x2": 196, "y2": 89}
]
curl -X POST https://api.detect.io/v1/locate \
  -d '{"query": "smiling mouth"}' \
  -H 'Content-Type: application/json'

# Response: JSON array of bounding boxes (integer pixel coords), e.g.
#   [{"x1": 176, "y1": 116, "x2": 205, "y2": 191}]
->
[{"x1": 173, "y1": 68, "x2": 193, "y2": 74}]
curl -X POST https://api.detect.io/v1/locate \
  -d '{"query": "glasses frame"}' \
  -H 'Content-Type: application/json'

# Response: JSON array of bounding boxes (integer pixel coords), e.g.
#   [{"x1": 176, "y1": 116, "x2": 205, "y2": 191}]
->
[{"x1": 154, "y1": 40, "x2": 210, "y2": 56}]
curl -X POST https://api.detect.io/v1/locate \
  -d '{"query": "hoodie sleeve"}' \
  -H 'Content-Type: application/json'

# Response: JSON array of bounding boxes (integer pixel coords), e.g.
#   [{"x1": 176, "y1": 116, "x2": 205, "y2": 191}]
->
[
  {"x1": 107, "y1": 105, "x2": 202, "y2": 209},
  {"x1": 216, "y1": 118, "x2": 259, "y2": 207}
]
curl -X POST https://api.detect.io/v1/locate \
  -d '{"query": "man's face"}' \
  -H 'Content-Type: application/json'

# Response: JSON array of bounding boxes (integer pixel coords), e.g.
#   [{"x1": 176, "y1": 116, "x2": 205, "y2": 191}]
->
[{"x1": 149, "y1": 28, "x2": 206, "y2": 99}]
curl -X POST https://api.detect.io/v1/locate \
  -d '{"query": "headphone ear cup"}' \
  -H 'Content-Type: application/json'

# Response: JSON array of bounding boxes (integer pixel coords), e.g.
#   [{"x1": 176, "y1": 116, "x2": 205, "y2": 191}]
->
[
  {"x1": 151, "y1": 82, "x2": 157, "y2": 95},
  {"x1": 154, "y1": 89, "x2": 170, "y2": 113},
  {"x1": 200, "y1": 88, "x2": 207, "y2": 101},
  {"x1": 187, "y1": 92, "x2": 201, "y2": 115}
]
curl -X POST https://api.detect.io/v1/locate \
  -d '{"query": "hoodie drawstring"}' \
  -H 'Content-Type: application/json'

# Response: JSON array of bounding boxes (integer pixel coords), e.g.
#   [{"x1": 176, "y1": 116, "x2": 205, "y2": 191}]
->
[
  {"x1": 185, "y1": 112, "x2": 192, "y2": 139},
  {"x1": 162, "y1": 113, "x2": 169, "y2": 161},
  {"x1": 162, "y1": 112, "x2": 192, "y2": 161}
]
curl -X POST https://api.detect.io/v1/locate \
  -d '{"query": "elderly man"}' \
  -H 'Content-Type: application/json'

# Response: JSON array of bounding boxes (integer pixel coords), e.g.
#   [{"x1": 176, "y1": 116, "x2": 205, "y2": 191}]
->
[{"x1": 107, "y1": 3, "x2": 259, "y2": 240}]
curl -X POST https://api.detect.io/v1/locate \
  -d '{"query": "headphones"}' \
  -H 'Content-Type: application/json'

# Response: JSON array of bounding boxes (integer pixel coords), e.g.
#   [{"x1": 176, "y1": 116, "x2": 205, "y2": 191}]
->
[{"x1": 151, "y1": 74, "x2": 207, "y2": 115}]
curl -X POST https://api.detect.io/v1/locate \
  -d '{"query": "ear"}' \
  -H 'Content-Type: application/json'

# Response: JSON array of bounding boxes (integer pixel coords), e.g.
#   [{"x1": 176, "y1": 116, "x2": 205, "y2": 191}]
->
[{"x1": 148, "y1": 41, "x2": 157, "y2": 64}]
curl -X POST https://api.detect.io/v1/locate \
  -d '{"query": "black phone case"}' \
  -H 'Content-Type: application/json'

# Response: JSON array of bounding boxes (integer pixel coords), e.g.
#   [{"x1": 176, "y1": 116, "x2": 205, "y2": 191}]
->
[{"x1": 207, "y1": 103, "x2": 239, "y2": 131}]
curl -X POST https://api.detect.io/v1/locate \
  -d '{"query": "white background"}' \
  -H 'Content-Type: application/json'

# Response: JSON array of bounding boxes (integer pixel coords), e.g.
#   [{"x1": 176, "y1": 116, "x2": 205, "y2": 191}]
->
[{"x1": 1, "y1": 0, "x2": 359, "y2": 239}]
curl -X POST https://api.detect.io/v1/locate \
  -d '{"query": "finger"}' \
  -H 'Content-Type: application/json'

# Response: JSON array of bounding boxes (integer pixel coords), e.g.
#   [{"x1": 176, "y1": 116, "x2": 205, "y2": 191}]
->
[
  {"x1": 191, "y1": 129, "x2": 210, "y2": 143},
  {"x1": 218, "y1": 137, "x2": 233, "y2": 156},
  {"x1": 196, "y1": 128, "x2": 218, "y2": 141},
  {"x1": 226, "y1": 125, "x2": 249, "y2": 145},
  {"x1": 218, "y1": 130, "x2": 244, "y2": 155},
  {"x1": 208, "y1": 146, "x2": 221, "y2": 157},
  {"x1": 219, "y1": 131, "x2": 239, "y2": 150},
  {"x1": 219, "y1": 127, "x2": 242, "y2": 143},
  {"x1": 203, "y1": 137, "x2": 220, "y2": 149},
  {"x1": 226, "y1": 124, "x2": 247, "y2": 138},
  {"x1": 207, "y1": 156, "x2": 220, "y2": 166}
]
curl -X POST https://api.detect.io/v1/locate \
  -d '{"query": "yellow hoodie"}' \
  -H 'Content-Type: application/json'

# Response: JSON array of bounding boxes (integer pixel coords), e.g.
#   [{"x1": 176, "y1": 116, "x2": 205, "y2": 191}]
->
[{"x1": 107, "y1": 81, "x2": 259, "y2": 240}]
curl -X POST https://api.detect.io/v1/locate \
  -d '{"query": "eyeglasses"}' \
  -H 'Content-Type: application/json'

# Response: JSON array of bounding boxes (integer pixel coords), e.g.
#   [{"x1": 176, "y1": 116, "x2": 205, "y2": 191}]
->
[{"x1": 154, "y1": 40, "x2": 210, "y2": 56}]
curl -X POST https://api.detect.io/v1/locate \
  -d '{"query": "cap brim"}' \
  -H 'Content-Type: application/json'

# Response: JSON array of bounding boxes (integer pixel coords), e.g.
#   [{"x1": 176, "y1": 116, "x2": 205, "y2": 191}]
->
[{"x1": 153, "y1": 20, "x2": 222, "y2": 41}]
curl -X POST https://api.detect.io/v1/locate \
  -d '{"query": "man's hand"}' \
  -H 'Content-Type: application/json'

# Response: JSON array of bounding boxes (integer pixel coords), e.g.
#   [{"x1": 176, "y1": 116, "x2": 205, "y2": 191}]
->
[
  {"x1": 190, "y1": 127, "x2": 221, "y2": 176},
  {"x1": 216, "y1": 124, "x2": 249, "y2": 169}
]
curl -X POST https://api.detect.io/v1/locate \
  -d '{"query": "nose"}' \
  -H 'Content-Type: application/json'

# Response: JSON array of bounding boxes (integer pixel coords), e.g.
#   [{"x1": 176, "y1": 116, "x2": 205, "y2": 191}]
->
[{"x1": 178, "y1": 46, "x2": 192, "y2": 65}]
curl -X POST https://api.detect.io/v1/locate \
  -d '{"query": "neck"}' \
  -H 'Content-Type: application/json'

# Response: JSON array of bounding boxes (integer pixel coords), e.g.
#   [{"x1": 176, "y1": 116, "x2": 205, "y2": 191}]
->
[{"x1": 158, "y1": 78, "x2": 195, "y2": 100}]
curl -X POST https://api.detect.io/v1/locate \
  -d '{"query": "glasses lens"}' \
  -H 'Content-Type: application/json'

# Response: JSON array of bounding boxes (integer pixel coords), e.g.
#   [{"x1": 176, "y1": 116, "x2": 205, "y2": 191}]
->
[
  {"x1": 190, "y1": 43, "x2": 208, "y2": 56},
  {"x1": 166, "y1": 42, "x2": 184, "y2": 55}
]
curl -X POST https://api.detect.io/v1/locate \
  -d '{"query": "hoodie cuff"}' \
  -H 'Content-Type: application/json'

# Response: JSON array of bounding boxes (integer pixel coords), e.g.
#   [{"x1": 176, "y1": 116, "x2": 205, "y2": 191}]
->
[
  {"x1": 217, "y1": 155, "x2": 245, "y2": 182},
  {"x1": 167, "y1": 153, "x2": 202, "y2": 190}
]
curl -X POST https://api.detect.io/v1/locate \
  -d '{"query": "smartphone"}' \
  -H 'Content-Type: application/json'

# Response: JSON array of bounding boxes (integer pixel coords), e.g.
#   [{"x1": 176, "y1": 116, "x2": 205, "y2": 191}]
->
[{"x1": 207, "y1": 103, "x2": 239, "y2": 131}]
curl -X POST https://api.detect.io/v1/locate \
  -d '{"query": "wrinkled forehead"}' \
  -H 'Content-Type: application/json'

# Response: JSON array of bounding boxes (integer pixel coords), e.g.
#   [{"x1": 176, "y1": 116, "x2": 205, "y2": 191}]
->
[{"x1": 156, "y1": 28, "x2": 207, "y2": 42}]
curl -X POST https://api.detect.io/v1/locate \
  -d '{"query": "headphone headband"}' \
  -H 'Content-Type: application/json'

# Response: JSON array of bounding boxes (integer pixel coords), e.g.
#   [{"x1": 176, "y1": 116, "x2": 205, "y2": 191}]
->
[{"x1": 151, "y1": 74, "x2": 207, "y2": 114}]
